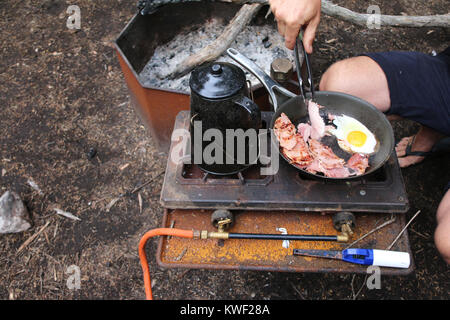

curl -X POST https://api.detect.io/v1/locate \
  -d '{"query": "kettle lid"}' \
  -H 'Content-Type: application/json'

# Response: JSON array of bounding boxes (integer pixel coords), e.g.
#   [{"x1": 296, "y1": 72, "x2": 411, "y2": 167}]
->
[{"x1": 189, "y1": 62, "x2": 246, "y2": 99}]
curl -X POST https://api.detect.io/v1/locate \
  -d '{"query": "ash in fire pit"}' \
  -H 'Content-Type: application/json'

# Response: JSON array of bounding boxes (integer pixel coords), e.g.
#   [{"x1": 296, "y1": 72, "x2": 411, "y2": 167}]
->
[{"x1": 139, "y1": 19, "x2": 293, "y2": 93}]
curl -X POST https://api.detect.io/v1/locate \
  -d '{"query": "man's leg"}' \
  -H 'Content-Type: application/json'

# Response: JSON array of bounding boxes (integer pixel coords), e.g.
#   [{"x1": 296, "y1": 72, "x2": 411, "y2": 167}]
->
[
  {"x1": 319, "y1": 56, "x2": 391, "y2": 112},
  {"x1": 435, "y1": 189, "x2": 450, "y2": 264},
  {"x1": 319, "y1": 56, "x2": 444, "y2": 168}
]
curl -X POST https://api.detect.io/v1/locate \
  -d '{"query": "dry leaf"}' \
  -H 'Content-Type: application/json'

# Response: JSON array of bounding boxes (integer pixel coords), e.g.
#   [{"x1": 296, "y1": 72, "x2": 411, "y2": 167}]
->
[
  {"x1": 138, "y1": 192, "x2": 143, "y2": 214},
  {"x1": 105, "y1": 197, "x2": 120, "y2": 212},
  {"x1": 54, "y1": 208, "x2": 81, "y2": 221},
  {"x1": 119, "y1": 163, "x2": 130, "y2": 171}
]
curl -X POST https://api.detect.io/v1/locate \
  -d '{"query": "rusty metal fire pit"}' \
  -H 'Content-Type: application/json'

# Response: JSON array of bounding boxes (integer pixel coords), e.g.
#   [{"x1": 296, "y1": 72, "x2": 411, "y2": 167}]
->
[{"x1": 115, "y1": 2, "x2": 278, "y2": 152}]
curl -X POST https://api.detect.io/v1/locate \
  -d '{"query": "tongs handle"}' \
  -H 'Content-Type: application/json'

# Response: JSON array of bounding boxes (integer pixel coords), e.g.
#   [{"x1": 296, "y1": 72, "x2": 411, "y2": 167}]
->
[{"x1": 294, "y1": 32, "x2": 315, "y2": 102}]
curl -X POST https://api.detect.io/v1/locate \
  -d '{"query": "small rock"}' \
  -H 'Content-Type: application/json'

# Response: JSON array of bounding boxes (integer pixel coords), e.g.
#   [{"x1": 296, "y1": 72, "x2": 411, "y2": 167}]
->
[
  {"x1": 264, "y1": 41, "x2": 272, "y2": 49},
  {"x1": 262, "y1": 35, "x2": 269, "y2": 43},
  {"x1": 87, "y1": 147, "x2": 97, "y2": 159},
  {"x1": 0, "y1": 191, "x2": 32, "y2": 234}
]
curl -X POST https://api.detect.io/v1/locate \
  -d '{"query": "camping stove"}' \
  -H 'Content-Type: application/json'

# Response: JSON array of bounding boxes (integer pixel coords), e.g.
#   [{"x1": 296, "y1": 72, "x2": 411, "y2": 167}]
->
[
  {"x1": 156, "y1": 111, "x2": 413, "y2": 275},
  {"x1": 161, "y1": 112, "x2": 409, "y2": 213},
  {"x1": 115, "y1": 2, "x2": 414, "y2": 278}
]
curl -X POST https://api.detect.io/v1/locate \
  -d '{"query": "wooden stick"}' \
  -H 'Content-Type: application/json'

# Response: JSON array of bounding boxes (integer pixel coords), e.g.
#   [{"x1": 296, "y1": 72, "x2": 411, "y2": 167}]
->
[
  {"x1": 351, "y1": 274, "x2": 368, "y2": 300},
  {"x1": 162, "y1": 3, "x2": 263, "y2": 79},
  {"x1": 343, "y1": 216, "x2": 397, "y2": 250},
  {"x1": 130, "y1": 171, "x2": 164, "y2": 194},
  {"x1": 246, "y1": 0, "x2": 450, "y2": 27},
  {"x1": 386, "y1": 210, "x2": 421, "y2": 250},
  {"x1": 320, "y1": 1, "x2": 450, "y2": 28},
  {"x1": 144, "y1": 1, "x2": 450, "y2": 28},
  {"x1": 17, "y1": 221, "x2": 51, "y2": 254}
]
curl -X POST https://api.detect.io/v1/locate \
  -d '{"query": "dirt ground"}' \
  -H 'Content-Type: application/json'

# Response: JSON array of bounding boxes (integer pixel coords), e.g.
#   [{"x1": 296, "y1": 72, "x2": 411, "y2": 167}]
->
[{"x1": 0, "y1": 0, "x2": 449, "y2": 300}]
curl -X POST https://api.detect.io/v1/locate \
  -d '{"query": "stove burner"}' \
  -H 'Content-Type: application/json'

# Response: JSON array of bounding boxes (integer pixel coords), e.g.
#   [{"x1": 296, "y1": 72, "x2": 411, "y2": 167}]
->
[
  {"x1": 181, "y1": 160, "x2": 273, "y2": 186},
  {"x1": 161, "y1": 112, "x2": 409, "y2": 213}
]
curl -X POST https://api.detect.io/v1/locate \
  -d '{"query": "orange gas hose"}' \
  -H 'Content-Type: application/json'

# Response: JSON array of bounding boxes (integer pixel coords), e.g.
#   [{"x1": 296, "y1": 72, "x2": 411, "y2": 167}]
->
[{"x1": 138, "y1": 228, "x2": 194, "y2": 300}]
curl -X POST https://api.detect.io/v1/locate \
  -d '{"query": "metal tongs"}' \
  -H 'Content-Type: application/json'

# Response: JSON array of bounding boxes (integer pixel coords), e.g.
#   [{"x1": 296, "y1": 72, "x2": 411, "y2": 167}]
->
[{"x1": 293, "y1": 32, "x2": 315, "y2": 103}]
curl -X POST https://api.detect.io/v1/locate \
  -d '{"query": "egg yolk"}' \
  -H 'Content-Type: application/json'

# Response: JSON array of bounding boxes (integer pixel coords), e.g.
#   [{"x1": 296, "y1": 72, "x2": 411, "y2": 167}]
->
[{"x1": 347, "y1": 131, "x2": 367, "y2": 147}]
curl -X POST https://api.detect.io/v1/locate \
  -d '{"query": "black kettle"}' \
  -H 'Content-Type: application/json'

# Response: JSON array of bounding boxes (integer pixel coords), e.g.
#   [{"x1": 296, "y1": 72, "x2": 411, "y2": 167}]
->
[{"x1": 189, "y1": 62, "x2": 261, "y2": 175}]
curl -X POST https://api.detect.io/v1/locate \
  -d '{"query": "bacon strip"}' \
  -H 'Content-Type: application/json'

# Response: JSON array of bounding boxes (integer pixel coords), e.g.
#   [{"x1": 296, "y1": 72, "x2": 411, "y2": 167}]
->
[
  {"x1": 274, "y1": 113, "x2": 297, "y2": 150},
  {"x1": 308, "y1": 139, "x2": 345, "y2": 169},
  {"x1": 282, "y1": 133, "x2": 313, "y2": 166},
  {"x1": 308, "y1": 100, "x2": 325, "y2": 140},
  {"x1": 297, "y1": 123, "x2": 311, "y2": 142},
  {"x1": 347, "y1": 153, "x2": 370, "y2": 175},
  {"x1": 273, "y1": 112, "x2": 370, "y2": 178}
]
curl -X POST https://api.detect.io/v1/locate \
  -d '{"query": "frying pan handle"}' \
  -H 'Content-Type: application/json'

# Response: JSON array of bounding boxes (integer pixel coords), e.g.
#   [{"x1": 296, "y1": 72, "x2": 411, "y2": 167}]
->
[{"x1": 227, "y1": 48, "x2": 296, "y2": 112}]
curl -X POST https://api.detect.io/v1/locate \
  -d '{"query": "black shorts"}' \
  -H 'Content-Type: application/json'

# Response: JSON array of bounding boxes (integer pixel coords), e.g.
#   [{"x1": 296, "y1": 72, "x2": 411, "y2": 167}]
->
[{"x1": 362, "y1": 48, "x2": 450, "y2": 136}]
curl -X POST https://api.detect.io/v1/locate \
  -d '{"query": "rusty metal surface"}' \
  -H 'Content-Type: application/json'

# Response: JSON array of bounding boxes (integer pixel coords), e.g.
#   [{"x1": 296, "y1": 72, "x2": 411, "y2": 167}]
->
[
  {"x1": 157, "y1": 209, "x2": 413, "y2": 275},
  {"x1": 160, "y1": 111, "x2": 409, "y2": 213},
  {"x1": 114, "y1": 3, "x2": 292, "y2": 152},
  {"x1": 114, "y1": 3, "x2": 254, "y2": 152},
  {"x1": 115, "y1": 48, "x2": 189, "y2": 152}
]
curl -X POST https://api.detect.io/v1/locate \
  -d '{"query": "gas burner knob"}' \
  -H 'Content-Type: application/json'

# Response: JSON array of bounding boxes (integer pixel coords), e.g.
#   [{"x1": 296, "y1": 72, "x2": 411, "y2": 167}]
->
[{"x1": 211, "y1": 209, "x2": 234, "y2": 231}]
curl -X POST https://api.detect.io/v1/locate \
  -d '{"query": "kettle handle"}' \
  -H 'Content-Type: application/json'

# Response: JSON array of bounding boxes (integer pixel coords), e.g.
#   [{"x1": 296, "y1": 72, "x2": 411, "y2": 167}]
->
[{"x1": 233, "y1": 95, "x2": 261, "y2": 129}]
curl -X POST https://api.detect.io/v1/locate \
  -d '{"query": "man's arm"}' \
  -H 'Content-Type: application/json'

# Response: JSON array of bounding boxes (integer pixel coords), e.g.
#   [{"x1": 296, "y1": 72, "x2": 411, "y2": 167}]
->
[{"x1": 269, "y1": 0, "x2": 321, "y2": 52}]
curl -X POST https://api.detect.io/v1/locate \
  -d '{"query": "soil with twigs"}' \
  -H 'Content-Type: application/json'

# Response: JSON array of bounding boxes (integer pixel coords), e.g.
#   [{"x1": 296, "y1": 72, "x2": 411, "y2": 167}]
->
[{"x1": 0, "y1": 0, "x2": 449, "y2": 300}]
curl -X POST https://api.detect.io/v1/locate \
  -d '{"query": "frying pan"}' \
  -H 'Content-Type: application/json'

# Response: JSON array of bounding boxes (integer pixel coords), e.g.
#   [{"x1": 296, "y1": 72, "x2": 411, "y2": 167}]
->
[{"x1": 226, "y1": 45, "x2": 395, "y2": 180}]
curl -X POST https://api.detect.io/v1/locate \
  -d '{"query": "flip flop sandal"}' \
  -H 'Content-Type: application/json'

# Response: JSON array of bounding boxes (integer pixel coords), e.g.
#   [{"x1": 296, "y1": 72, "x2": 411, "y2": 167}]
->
[{"x1": 401, "y1": 135, "x2": 450, "y2": 159}]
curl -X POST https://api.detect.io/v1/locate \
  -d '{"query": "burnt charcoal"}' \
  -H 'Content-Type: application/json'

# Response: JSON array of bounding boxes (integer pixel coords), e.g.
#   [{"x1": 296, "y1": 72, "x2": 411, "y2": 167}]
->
[
  {"x1": 264, "y1": 41, "x2": 272, "y2": 48},
  {"x1": 262, "y1": 35, "x2": 269, "y2": 43},
  {"x1": 272, "y1": 46, "x2": 285, "y2": 57}
]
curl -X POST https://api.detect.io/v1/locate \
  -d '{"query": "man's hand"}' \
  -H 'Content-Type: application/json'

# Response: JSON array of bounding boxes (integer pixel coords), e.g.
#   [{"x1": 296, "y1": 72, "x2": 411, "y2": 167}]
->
[{"x1": 269, "y1": 0, "x2": 321, "y2": 52}]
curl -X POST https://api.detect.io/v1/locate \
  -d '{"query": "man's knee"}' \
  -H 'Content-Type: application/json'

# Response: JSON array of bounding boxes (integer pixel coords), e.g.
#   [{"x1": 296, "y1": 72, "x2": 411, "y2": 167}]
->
[
  {"x1": 319, "y1": 59, "x2": 353, "y2": 92},
  {"x1": 435, "y1": 223, "x2": 450, "y2": 264},
  {"x1": 436, "y1": 190, "x2": 450, "y2": 223},
  {"x1": 435, "y1": 190, "x2": 450, "y2": 264},
  {"x1": 319, "y1": 56, "x2": 391, "y2": 112}
]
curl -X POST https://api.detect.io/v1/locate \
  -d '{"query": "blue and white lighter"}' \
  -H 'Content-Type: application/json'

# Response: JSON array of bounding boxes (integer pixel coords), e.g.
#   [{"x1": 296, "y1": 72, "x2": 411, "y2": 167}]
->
[{"x1": 293, "y1": 248, "x2": 411, "y2": 269}]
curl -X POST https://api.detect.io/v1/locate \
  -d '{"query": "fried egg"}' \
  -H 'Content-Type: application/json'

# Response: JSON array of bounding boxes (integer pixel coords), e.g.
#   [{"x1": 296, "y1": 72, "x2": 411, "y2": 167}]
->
[{"x1": 328, "y1": 115, "x2": 378, "y2": 154}]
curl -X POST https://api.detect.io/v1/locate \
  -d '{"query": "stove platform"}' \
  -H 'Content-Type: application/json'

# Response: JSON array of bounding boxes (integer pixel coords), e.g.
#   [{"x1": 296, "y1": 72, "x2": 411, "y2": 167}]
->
[
  {"x1": 157, "y1": 209, "x2": 413, "y2": 275},
  {"x1": 160, "y1": 111, "x2": 409, "y2": 213},
  {"x1": 158, "y1": 111, "x2": 413, "y2": 275}
]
